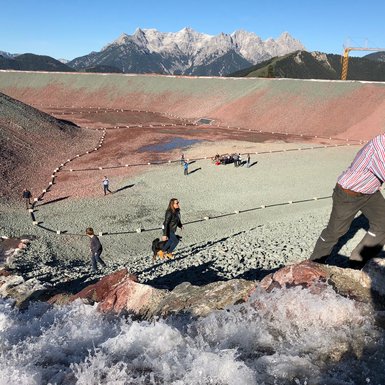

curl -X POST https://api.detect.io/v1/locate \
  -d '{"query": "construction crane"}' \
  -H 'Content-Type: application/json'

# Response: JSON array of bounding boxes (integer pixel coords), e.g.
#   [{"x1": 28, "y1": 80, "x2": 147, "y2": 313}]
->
[{"x1": 341, "y1": 46, "x2": 385, "y2": 80}]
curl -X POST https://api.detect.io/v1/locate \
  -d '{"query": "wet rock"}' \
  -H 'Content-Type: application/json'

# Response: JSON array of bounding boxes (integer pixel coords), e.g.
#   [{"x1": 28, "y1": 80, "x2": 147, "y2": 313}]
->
[
  {"x1": 97, "y1": 275, "x2": 167, "y2": 318},
  {"x1": 258, "y1": 259, "x2": 385, "y2": 310},
  {"x1": 155, "y1": 279, "x2": 257, "y2": 318},
  {"x1": 74, "y1": 268, "x2": 137, "y2": 303},
  {"x1": 0, "y1": 273, "x2": 52, "y2": 309},
  {"x1": 0, "y1": 236, "x2": 32, "y2": 268},
  {"x1": 259, "y1": 260, "x2": 327, "y2": 291},
  {"x1": 326, "y1": 258, "x2": 385, "y2": 307},
  {"x1": 95, "y1": 270, "x2": 256, "y2": 319},
  {"x1": 0, "y1": 268, "x2": 12, "y2": 277},
  {"x1": 362, "y1": 258, "x2": 385, "y2": 295},
  {"x1": 323, "y1": 265, "x2": 372, "y2": 303},
  {"x1": 48, "y1": 268, "x2": 136, "y2": 305}
]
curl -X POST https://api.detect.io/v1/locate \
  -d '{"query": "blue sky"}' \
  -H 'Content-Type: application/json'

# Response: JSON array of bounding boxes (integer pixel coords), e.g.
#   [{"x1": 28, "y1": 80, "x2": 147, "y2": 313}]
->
[{"x1": 1, "y1": 0, "x2": 384, "y2": 60}]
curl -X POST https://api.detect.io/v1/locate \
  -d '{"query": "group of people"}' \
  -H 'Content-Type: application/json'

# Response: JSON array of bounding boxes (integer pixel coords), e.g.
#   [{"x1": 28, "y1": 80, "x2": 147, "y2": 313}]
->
[
  {"x1": 23, "y1": 134, "x2": 385, "y2": 272},
  {"x1": 87, "y1": 197, "x2": 183, "y2": 270},
  {"x1": 213, "y1": 153, "x2": 251, "y2": 167}
]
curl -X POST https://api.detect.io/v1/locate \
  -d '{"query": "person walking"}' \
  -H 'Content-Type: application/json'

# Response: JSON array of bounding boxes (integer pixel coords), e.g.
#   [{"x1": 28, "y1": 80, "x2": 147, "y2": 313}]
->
[
  {"x1": 309, "y1": 133, "x2": 385, "y2": 268},
  {"x1": 233, "y1": 153, "x2": 238, "y2": 167},
  {"x1": 102, "y1": 176, "x2": 112, "y2": 195},
  {"x1": 22, "y1": 188, "x2": 32, "y2": 209},
  {"x1": 161, "y1": 198, "x2": 183, "y2": 259},
  {"x1": 86, "y1": 227, "x2": 106, "y2": 272},
  {"x1": 247, "y1": 153, "x2": 251, "y2": 168},
  {"x1": 183, "y1": 161, "x2": 189, "y2": 176},
  {"x1": 180, "y1": 153, "x2": 185, "y2": 165}
]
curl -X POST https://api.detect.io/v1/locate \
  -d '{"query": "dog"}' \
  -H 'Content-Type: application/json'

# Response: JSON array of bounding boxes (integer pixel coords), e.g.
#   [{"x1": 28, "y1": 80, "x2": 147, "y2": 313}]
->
[
  {"x1": 151, "y1": 238, "x2": 167, "y2": 261},
  {"x1": 151, "y1": 235, "x2": 183, "y2": 261}
]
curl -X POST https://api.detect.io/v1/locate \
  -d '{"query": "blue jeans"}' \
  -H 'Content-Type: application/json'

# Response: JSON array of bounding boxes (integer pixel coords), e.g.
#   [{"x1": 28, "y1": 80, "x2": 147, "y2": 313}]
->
[
  {"x1": 103, "y1": 185, "x2": 111, "y2": 195},
  {"x1": 91, "y1": 251, "x2": 106, "y2": 271},
  {"x1": 163, "y1": 231, "x2": 179, "y2": 253}
]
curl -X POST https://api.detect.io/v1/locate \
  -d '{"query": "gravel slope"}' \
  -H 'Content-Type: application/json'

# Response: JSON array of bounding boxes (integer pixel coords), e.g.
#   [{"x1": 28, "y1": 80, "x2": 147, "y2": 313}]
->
[{"x1": 0, "y1": 140, "x2": 370, "y2": 290}]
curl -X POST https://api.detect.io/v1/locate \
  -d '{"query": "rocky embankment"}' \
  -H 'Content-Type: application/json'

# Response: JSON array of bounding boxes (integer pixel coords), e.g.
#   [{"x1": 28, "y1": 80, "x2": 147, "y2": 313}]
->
[{"x1": 2, "y1": 234, "x2": 385, "y2": 321}]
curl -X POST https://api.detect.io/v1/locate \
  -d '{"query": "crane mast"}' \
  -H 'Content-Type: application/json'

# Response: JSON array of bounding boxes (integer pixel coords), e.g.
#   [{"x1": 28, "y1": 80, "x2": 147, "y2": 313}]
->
[{"x1": 341, "y1": 46, "x2": 385, "y2": 80}]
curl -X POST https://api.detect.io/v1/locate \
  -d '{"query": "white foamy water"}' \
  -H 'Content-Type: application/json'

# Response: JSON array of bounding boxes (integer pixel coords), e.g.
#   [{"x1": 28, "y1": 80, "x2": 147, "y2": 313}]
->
[{"x1": 0, "y1": 285, "x2": 384, "y2": 385}]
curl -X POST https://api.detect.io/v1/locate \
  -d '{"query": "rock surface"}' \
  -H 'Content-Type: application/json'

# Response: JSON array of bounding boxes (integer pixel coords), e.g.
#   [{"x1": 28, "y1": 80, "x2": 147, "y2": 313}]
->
[
  {"x1": 3, "y1": 258, "x2": 385, "y2": 317},
  {"x1": 0, "y1": 236, "x2": 31, "y2": 268},
  {"x1": 154, "y1": 279, "x2": 257, "y2": 318},
  {"x1": 258, "y1": 259, "x2": 385, "y2": 310},
  {"x1": 0, "y1": 273, "x2": 52, "y2": 309}
]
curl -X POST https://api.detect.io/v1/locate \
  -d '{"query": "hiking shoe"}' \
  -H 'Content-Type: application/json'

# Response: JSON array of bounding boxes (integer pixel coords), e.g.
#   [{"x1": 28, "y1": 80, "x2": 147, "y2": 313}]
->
[{"x1": 165, "y1": 253, "x2": 174, "y2": 259}]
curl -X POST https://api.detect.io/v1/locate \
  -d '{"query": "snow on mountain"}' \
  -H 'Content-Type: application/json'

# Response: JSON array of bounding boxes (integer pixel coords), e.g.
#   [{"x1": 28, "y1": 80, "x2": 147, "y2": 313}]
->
[
  {"x1": 0, "y1": 51, "x2": 16, "y2": 59},
  {"x1": 72, "y1": 28, "x2": 305, "y2": 75},
  {"x1": 105, "y1": 28, "x2": 305, "y2": 65}
]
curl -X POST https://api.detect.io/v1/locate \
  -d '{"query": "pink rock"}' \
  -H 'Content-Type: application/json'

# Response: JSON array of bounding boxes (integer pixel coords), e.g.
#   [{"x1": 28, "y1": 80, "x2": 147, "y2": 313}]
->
[
  {"x1": 260, "y1": 261, "x2": 327, "y2": 292},
  {"x1": 73, "y1": 268, "x2": 136, "y2": 304},
  {"x1": 97, "y1": 277, "x2": 166, "y2": 316}
]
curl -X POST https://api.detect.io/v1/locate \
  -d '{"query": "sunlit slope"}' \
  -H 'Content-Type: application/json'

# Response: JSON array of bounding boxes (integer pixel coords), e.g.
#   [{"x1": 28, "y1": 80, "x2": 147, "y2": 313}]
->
[{"x1": 1, "y1": 71, "x2": 385, "y2": 140}]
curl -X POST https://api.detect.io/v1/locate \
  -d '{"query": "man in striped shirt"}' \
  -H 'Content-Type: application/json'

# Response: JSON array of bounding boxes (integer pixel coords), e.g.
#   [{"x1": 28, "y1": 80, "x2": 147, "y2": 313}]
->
[{"x1": 310, "y1": 134, "x2": 385, "y2": 268}]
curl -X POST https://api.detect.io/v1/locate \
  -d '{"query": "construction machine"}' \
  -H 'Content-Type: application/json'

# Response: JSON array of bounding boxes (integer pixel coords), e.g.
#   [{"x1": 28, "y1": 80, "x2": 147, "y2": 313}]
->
[{"x1": 341, "y1": 46, "x2": 385, "y2": 80}]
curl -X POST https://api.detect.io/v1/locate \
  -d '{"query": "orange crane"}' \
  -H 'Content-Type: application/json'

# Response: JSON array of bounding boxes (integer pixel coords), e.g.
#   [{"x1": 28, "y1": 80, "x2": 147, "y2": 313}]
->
[{"x1": 341, "y1": 46, "x2": 385, "y2": 80}]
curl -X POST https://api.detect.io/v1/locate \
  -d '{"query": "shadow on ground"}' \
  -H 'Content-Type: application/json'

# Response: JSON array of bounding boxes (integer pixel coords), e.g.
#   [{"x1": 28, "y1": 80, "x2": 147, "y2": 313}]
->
[
  {"x1": 142, "y1": 260, "x2": 278, "y2": 290},
  {"x1": 37, "y1": 196, "x2": 70, "y2": 206},
  {"x1": 114, "y1": 184, "x2": 135, "y2": 194}
]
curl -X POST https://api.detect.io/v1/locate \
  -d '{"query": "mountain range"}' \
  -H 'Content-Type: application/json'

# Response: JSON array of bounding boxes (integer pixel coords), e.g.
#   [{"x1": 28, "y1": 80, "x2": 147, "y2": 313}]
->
[
  {"x1": 229, "y1": 50, "x2": 385, "y2": 81},
  {"x1": 67, "y1": 28, "x2": 305, "y2": 75},
  {"x1": 0, "y1": 29, "x2": 305, "y2": 76},
  {"x1": 0, "y1": 53, "x2": 74, "y2": 72},
  {"x1": 1, "y1": 28, "x2": 385, "y2": 80}
]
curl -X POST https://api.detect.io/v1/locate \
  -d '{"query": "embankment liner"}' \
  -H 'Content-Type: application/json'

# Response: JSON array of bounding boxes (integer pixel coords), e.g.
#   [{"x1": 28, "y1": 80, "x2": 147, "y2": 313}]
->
[{"x1": 1, "y1": 70, "x2": 385, "y2": 139}]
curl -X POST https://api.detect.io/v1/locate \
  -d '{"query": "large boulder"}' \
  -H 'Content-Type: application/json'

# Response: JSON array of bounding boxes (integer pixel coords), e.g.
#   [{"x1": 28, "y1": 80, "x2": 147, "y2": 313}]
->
[
  {"x1": 96, "y1": 273, "x2": 256, "y2": 319},
  {"x1": 154, "y1": 279, "x2": 257, "y2": 318},
  {"x1": 260, "y1": 260, "x2": 327, "y2": 291},
  {"x1": 0, "y1": 236, "x2": 31, "y2": 268},
  {"x1": 48, "y1": 268, "x2": 137, "y2": 305},
  {"x1": 97, "y1": 276, "x2": 167, "y2": 318},
  {"x1": 258, "y1": 259, "x2": 385, "y2": 309},
  {"x1": 0, "y1": 273, "x2": 52, "y2": 309}
]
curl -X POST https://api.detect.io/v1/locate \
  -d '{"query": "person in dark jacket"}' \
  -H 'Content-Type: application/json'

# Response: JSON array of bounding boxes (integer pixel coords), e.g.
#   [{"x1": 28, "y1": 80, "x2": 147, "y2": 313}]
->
[
  {"x1": 22, "y1": 188, "x2": 32, "y2": 209},
  {"x1": 86, "y1": 227, "x2": 106, "y2": 272},
  {"x1": 161, "y1": 198, "x2": 183, "y2": 258}
]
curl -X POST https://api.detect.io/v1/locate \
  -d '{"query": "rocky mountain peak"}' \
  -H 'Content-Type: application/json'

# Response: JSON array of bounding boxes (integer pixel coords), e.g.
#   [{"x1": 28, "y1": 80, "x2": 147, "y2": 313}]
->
[{"x1": 69, "y1": 28, "x2": 306, "y2": 76}]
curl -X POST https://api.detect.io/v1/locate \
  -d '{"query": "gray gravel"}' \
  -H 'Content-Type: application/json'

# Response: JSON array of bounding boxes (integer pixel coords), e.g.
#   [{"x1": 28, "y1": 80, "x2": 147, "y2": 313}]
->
[{"x1": 1, "y1": 143, "x2": 368, "y2": 289}]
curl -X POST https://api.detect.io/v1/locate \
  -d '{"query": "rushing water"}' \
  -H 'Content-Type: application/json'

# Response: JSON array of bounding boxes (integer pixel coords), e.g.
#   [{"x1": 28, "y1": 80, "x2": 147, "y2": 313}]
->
[{"x1": 1, "y1": 285, "x2": 384, "y2": 385}]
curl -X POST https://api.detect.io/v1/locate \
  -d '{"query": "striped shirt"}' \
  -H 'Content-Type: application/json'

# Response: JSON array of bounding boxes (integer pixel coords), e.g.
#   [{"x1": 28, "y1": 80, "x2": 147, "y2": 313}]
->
[{"x1": 337, "y1": 134, "x2": 385, "y2": 194}]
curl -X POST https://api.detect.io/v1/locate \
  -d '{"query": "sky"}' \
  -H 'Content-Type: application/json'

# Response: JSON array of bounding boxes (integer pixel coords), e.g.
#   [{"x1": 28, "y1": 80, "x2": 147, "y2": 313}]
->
[{"x1": 1, "y1": 0, "x2": 385, "y2": 60}]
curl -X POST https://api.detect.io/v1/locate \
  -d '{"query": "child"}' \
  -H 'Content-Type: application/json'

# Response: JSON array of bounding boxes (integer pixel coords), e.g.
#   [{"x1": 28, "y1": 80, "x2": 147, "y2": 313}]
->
[
  {"x1": 183, "y1": 161, "x2": 189, "y2": 176},
  {"x1": 102, "y1": 176, "x2": 112, "y2": 195},
  {"x1": 86, "y1": 227, "x2": 106, "y2": 272},
  {"x1": 22, "y1": 188, "x2": 32, "y2": 209}
]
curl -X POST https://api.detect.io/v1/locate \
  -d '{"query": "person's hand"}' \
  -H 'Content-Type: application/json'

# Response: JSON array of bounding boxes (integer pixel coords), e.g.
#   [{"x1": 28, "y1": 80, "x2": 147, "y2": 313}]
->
[{"x1": 162, "y1": 236, "x2": 168, "y2": 241}]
